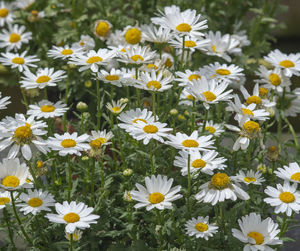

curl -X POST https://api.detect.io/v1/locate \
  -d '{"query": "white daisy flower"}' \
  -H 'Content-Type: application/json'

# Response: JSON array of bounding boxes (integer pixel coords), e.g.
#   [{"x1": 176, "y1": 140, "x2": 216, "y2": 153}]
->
[
  {"x1": 0, "y1": 24, "x2": 32, "y2": 51},
  {"x1": 0, "y1": 92, "x2": 10, "y2": 110},
  {"x1": 195, "y1": 172, "x2": 249, "y2": 205},
  {"x1": 89, "y1": 130, "x2": 113, "y2": 150},
  {"x1": 232, "y1": 213, "x2": 282, "y2": 251},
  {"x1": 96, "y1": 68, "x2": 126, "y2": 87},
  {"x1": 48, "y1": 132, "x2": 90, "y2": 157},
  {"x1": 94, "y1": 20, "x2": 112, "y2": 41},
  {"x1": 141, "y1": 24, "x2": 173, "y2": 44},
  {"x1": 264, "y1": 49, "x2": 300, "y2": 77},
  {"x1": 73, "y1": 35, "x2": 95, "y2": 51},
  {"x1": 179, "y1": 88, "x2": 196, "y2": 106},
  {"x1": 275, "y1": 93, "x2": 300, "y2": 118},
  {"x1": 0, "y1": 51, "x2": 39, "y2": 72},
  {"x1": 20, "y1": 67, "x2": 67, "y2": 90},
  {"x1": 106, "y1": 100, "x2": 127, "y2": 114},
  {"x1": 117, "y1": 45, "x2": 157, "y2": 65},
  {"x1": 165, "y1": 131, "x2": 215, "y2": 152},
  {"x1": 0, "y1": 191, "x2": 17, "y2": 209},
  {"x1": 27, "y1": 100, "x2": 68, "y2": 119},
  {"x1": 232, "y1": 170, "x2": 265, "y2": 185},
  {"x1": 106, "y1": 29, "x2": 125, "y2": 47},
  {"x1": 0, "y1": 1, "x2": 14, "y2": 27},
  {"x1": 16, "y1": 189, "x2": 56, "y2": 215},
  {"x1": 0, "y1": 113, "x2": 48, "y2": 160},
  {"x1": 0, "y1": 158, "x2": 32, "y2": 190},
  {"x1": 161, "y1": 53, "x2": 174, "y2": 70},
  {"x1": 197, "y1": 120, "x2": 225, "y2": 137},
  {"x1": 175, "y1": 69, "x2": 204, "y2": 87},
  {"x1": 47, "y1": 45, "x2": 83, "y2": 60},
  {"x1": 264, "y1": 182, "x2": 300, "y2": 216},
  {"x1": 169, "y1": 34, "x2": 210, "y2": 53},
  {"x1": 69, "y1": 48, "x2": 116, "y2": 72},
  {"x1": 187, "y1": 76, "x2": 233, "y2": 109},
  {"x1": 274, "y1": 162, "x2": 300, "y2": 184},
  {"x1": 123, "y1": 25, "x2": 143, "y2": 45},
  {"x1": 174, "y1": 150, "x2": 226, "y2": 176},
  {"x1": 185, "y1": 216, "x2": 218, "y2": 240},
  {"x1": 131, "y1": 174, "x2": 182, "y2": 211},
  {"x1": 45, "y1": 201, "x2": 100, "y2": 233}
]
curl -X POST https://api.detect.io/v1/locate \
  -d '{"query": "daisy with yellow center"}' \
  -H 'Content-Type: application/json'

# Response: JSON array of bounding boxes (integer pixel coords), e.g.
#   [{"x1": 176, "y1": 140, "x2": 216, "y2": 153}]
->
[
  {"x1": 233, "y1": 170, "x2": 265, "y2": 185},
  {"x1": 141, "y1": 24, "x2": 173, "y2": 44},
  {"x1": 117, "y1": 45, "x2": 157, "y2": 65},
  {"x1": 89, "y1": 130, "x2": 113, "y2": 149},
  {"x1": 0, "y1": 191, "x2": 16, "y2": 209},
  {"x1": 169, "y1": 35, "x2": 210, "y2": 52},
  {"x1": 94, "y1": 20, "x2": 112, "y2": 40},
  {"x1": 0, "y1": 51, "x2": 39, "y2": 72},
  {"x1": 0, "y1": 92, "x2": 10, "y2": 110},
  {"x1": 274, "y1": 162, "x2": 300, "y2": 184},
  {"x1": 197, "y1": 120, "x2": 225, "y2": 137},
  {"x1": 106, "y1": 100, "x2": 127, "y2": 115},
  {"x1": 124, "y1": 26, "x2": 142, "y2": 45},
  {"x1": 48, "y1": 45, "x2": 82, "y2": 60},
  {"x1": 96, "y1": 68, "x2": 125, "y2": 87},
  {"x1": 27, "y1": 100, "x2": 68, "y2": 119},
  {"x1": 185, "y1": 216, "x2": 218, "y2": 240},
  {"x1": 175, "y1": 69, "x2": 203, "y2": 87},
  {"x1": 0, "y1": 1, "x2": 14, "y2": 27}
]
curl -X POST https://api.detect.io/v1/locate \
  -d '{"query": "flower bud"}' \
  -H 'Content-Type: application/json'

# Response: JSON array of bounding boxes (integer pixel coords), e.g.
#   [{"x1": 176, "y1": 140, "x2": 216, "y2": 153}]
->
[
  {"x1": 123, "y1": 168, "x2": 133, "y2": 176},
  {"x1": 84, "y1": 80, "x2": 92, "y2": 88},
  {"x1": 120, "y1": 98, "x2": 129, "y2": 104},
  {"x1": 123, "y1": 190, "x2": 133, "y2": 202},
  {"x1": 76, "y1": 102, "x2": 88, "y2": 112},
  {"x1": 170, "y1": 109, "x2": 178, "y2": 115}
]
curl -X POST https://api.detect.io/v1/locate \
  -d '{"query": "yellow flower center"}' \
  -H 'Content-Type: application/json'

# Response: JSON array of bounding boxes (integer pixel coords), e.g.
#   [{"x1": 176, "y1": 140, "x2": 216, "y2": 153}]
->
[
  {"x1": 40, "y1": 105, "x2": 55, "y2": 113},
  {"x1": 280, "y1": 60, "x2": 295, "y2": 68},
  {"x1": 259, "y1": 87, "x2": 268, "y2": 97},
  {"x1": 36, "y1": 160, "x2": 43, "y2": 169},
  {"x1": 132, "y1": 118, "x2": 147, "y2": 124},
  {"x1": 64, "y1": 212, "x2": 80, "y2": 223},
  {"x1": 148, "y1": 192, "x2": 164, "y2": 204},
  {"x1": 124, "y1": 28, "x2": 141, "y2": 45},
  {"x1": 269, "y1": 73, "x2": 281, "y2": 86},
  {"x1": 0, "y1": 197, "x2": 10, "y2": 205},
  {"x1": 188, "y1": 74, "x2": 201, "y2": 81},
  {"x1": 192, "y1": 159, "x2": 206, "y2": 169},
  {"x1": 184, "y1": 40, "x2": 196, "y2": 47},
  {"x1": 216, "y1": 69, "x2": 231, "y2": 75},
  {"x1": 203, "y1": 91, "x2": 217, "y2": 102},
  {"x1": 2, "y1": 176, "x2": 20, "y2": 188},
  {"x1": 143, "y1": 125, "x2": 158, "y2": 134},
  {"x1": 246, "y1": 96, "x2": 261, "y2": 105},
  {"x1": 61, "y1": 139, "x2": 77, "y2": 148},
  {"x1": 0, "y1": 8, "x2": 9, "y2": 18},
  {"x1": 120, "y1": 48, "x2": 126, "y2": 53},
  {"x1": 146, "y1": 80, "x2": 161, "y2": 90},
  {"x1": 181, "y1": 139, "x2": 199, "y2": 148},
  {"x1": 248, "y1": 231, "x2": 264, "y2": 245},
  {"x1": 164, "y1": 58, "x2": 173, "y2": 68},
  {"x1": 80, "y1": 41, "x2": 85, "y2": 46},
  {"x1": 211, "y1": 173, "x2": 230, "y2": 189},
  {"x1": 186, "y1": 94, "x2": 196, "y2": 100},
  {"x1": 112, "y1": 107, "x2": 121, "y2": 113},
  {"x1": 9, "y1": 33, "x2": 21, "y2": 43},
  {"x1": 147, "y1": 64, "x2": 158, "y2": 70},
  {"x1": 105, "y1": 75, "x2": 119, "y2": 81},
  {"x1": 14, "y1": 123, "x2": 32, "y2": 140},
  {"x1": 241, "y1": 108, "x2": 254, "y2": 116},
  {"x1": 95, "y1": 21, "x2": 110, "y2": 37},
  {"x1": 86, "y1": 56, "x2": 103, "y2": 64},
  {"x1": 176, "y1": 23, "x2": 191, "y2": 32},
  {"x1": 195, "y1": 222, "x2": 208, "y2": 232},
  {"x1": 212, "y1": 45, "x2": 217, "y2": 52},
  {"x1": 36, "y1": 75, "x2": 51, "y2": 84},
  {"x1": 12, "y1": 57, "x2": 25, "y2": 64},
  {"x1": 243, "y1": 177, "x2": 256, "y2": 183},
  {"x1": 130, "y1": 55, "x2": 144, "y2": 62},
  {"x1": 243, "y1": 121, "x2": 260, "y2": 133},
  {"x1": 28, "y1": 197, "x2": 43, "y2": 207},
  {"x1": 279, "y1": 192, "x2": 295, "y2": 203},
  {"x1": 61, "y1": 49, "x2": 73, "y2": 55},
  {"x1": 89, "y1": 137, "x2": 107, "y2": 148},
  {"x1": 205, "y1": 126, "x2": 216, "y2": 134},
  {"x1": 291, "y1": 172, "x2": 300, "y2": 181}
]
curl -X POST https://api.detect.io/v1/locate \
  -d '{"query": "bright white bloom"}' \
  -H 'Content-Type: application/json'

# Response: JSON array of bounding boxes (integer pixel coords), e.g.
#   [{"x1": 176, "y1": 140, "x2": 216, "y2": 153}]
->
[
  {"x1": 232, "y1": 213, "x2": 282, "y2": 250},
  {"x1": 96, "y1": 68, "x2": 126, "y2": 87},
  {"x1": 195, "y1": 172, "x2": 249, "y2": 205},
  {"x1": 0, "y1": 24, "x2": 32, "y2": 51},
  {"x1": 232, "y1": 170, "x2": 265, "y2": 185},
  {"x1": 141, "y1": 24, "x2": 173, "y2": 44},
  {"x1": 17, "y1": 189, "x2": 56, "y2": 215},
  {"x1": 27, "y1": 100, "x2": 68, "y2": 119},
  {"x1": 0, "y1": 51, "x2": 39, "y2": 72},
  {"x1": 47, "y1": 45, "x2": 82, "y2": 60},
  {"x1": 169, "y1": 35, "x2": 210, "y2": 52},
  {"x1": 89, "y1": 130, "x2": 113, "y2": 149},
  {"x1": 185, "y1": 216, "x2": 218, "y2": 240},
  {"x1": 106, "y1": 29, "x2": 125, "y2": 47},
  {"x1": 232, "y1": 22, "x2": 250, "y2": 47},
  {"x1": 117, "y1": 45, "x2": 157, "y2": 65},
  {"x1": 106, "y1": 100, "x2": 127, "y2": 114},
  {"x1": 48, "y1": 132, "x2": 90, "y2": 156},
  {"x1": 0, "y1": 1, "x2": 14, "y2": 27},
  {"x1": 174, "y1": 150, "x2": 226, "y2": 176},
  {"x1": 46, "y1": 201, "x2": 100, "y2": 233},
  {"x1": 274, "y1": 162, "x2": 300, "y2": 184},
  {"x1": 264, "y1": 182, "x2": 300, "y2": 216},
  {"x1": 175, "y1": 69, "x2": 204, "y2": 87},
  {"x1": 0, "y1": 191, "x2": 17, "y2": 209},
  {"x1": 0, "y1": 92, "x2": 10, "y2": 110},
  {"x1": 179, "y1": 88, "x2": 196, "y2": 106},
  {"x1": 264, "y1": 49, "x2": 300, "y2": 77},
  {"x1": 73, "y1": 34, "x2": 95, "y2": 51},
  {"x1": 197, "y1": 120, "x2": 225, "y2": 137},
  {"x1": 20, "y1": 68, "x2": 67, "y2": 89},
  {"x1": 131, "y1": 174, "x2": 182, "y2": 211}
]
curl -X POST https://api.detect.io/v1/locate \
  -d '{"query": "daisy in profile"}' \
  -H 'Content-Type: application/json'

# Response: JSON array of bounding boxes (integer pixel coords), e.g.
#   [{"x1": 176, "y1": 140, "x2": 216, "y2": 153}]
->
[
  {"x1": 232, "y1": 170, "x2": 265, "y2": 185},
  {"x1": 89, "y1": 130, "x2": 113, "y2": 150},
  {"x1": 17, "y1": 189, "x2": 56, "y2": 215},
  {"x1": 131, "y1": 174, "x2": 182, "y2": 210},
  {"x1": 47, "y1": 45, "x2": 82, "y2": 60},
  {"x1": 20, "y1": 67, "x2": 66, "y2": 89},
  {"x1": 27, "y1": 100, "x2": 68, "y2": 119},
  {"x1": 169, "y1": 35, "x2": 210, "y2": 53},
  {"x1": 46, "y1": 201, "x2": 100, "y2": 233},
  {"x1": 232, "y1": 213, "x2": 282, "y2": 250},
  {"x1": 65, "y1": 229, "x2": 82, "y2": 242},
  {"x1": 195, "y1": 172, "x2": 249, "y2": 205},
  {"x1": 197, "y1": 120, "x2": 225, "y2": 137},
  {"x1": 165, "y1": 131, "x2": 215, "y2": 152},
  {"x1": 73, "y1": 35, "x2": 95, "y2": 51},
  {"x1": 179, "y1": 88, "x2": 196, "y2": 106},
  {"x1": 106, "y1": 100, "x2": 127, "y2": 115},
  {"x1": 94, "y1": 20, "x2": 112, "y2": 41},
  {"x1": 0, "y1": 1, "x2": 14, "y2": 27},
  {"x1": 96, "y1": 68, "x2": 126, "y2": 87},
  {"x1": 0, "y1": 158, "x2": 32, "y2": 190},
  {"x1": 185, "y1": 216, "x2": 218, "y2": 240},
  {"x1": 141, "y1": 24, "x2": 173, "y2": 44},
  {"x1": 48, "y1": 132, "x2": 90, "y2": 156},
  {"x1": 0, "y1": 92, "x2": 10, "y2": 110},
  {"x1": 106, "y1": 29, "x2": 125, "y2": 47},
  {"x1": 123, "y1": 26, "x2": 143, "y2": 45},
  {"x1": 174, "y1": 150, "x2": 226, "y2": 176},
  {"x1": 274, "y1": 162, "x2": 300, "y2": 184},
  {"x1": 0, "y1": 51, "x2": 39, "y2": 72},
  {"x1": 264, "y1": 49, "x2": 300, "y2": 77},
  {"x1": 175, "y1": 69, "x2": 203, "y2": 87},
  {"x1": 0, "y1": 191, "x2": 17, "y2": 209},
  {"x1": 264, "y1": 182, "x2": 300, "y2": 216},
  {"x1": 117, "y1": 45, "x2": 157, "y2": 65},
  {"x1": 0, "y1": 24, "x2": 32, "y2": 51}
]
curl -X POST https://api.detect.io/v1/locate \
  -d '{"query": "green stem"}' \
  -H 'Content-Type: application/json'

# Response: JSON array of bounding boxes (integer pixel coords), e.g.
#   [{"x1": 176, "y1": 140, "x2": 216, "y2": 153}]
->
[
  {"x1": 67, "y1": 156, "x2": 72, "y2": 202},
  {"x1": 135, "y1": 68, "x2": 140, "y2": 107},
  {"x1": 90, "y1": 159, "x2": 96, "y2": 204},
  {"x1": 202, "y1": 108, "x2": 208, "y2": 133},
  {"x1": 63, "y1": 68, "x2": 71, "y2": 132},
  {"x1": 43, "y1": 88, "x2": 48, "y2": 100},
  {"x1": 69, "y1": 233, "x2": 73, "y2": 251},
  {"x1": 191, "y1": 99, "x2": 195, "y2": 132},
  {"x1": 283, "y1": 116, "x2": 299, "y2": 149},
  {"x1": 181, "y1": 36, "x2": 185, "y2": 69},
  {"x1": 152, "y1": 92, "x2": 156, "y2": 121},
  {"x1": 3, "y1": 208, "x2": 16, "y2": 250},
  {"x1": 100, "y1": 157, "x2": 104, "y2": 189},
  {"x1": 96, "y1": 78, "x2": 101, "y2": 130},
  {"x1": 150, "y1": 141, "x2": 155, "y2": 175},
  {"x1": 187, "y1": 153, "x2": 191, "y2": 216},
  {"x1": 27, "y1": 161, "x2": 41, "y2": 189},
  {"x1": 20, "y1": 88, "x2": 29, "y2": 109}
]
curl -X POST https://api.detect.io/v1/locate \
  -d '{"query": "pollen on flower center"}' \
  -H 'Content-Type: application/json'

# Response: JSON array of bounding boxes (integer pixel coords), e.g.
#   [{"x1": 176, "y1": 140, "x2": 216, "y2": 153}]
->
[
  {"x1": 130, "y1": 55, "x2": 144, "y2": 62},
  {"x1": 125, "y1": 28, "x2": 141, "y2": 45},
  {"x1": 64, "y1": 212, "x2": 80, "y2": 223},
  {"x1": 259, "y1": 87, "x2": 268, "y2": 97},
  {"x1": 105, "y1": 75, "x2": 119, "y2": 81},
  {"x1": 269, "y1": 73, "x2": 281, "y2": 86},
  {"x1": 212, "y1": 45, "x2": 217, "y2": 53},
  {"x1": 243, "y1": 177, "x2": 256, "y2": 183},
  {"x1": 192, "y1": 159, "x2": 206, "y2": 168},
  {"x1": 280, "y1": 60, "x2": 295, "y2": 68},
  {"x1": 203, "y1": 91, "x2": 217, "y2": 102},
  {"x1": 243, "y1": 121, "x2": 260, "y2": 133},
  {"x1": 12, "y1": 57, "x2": 25, "y2": 64},
  {"x1": 14, "y1": 123, "x2": 32, "y2": 139},
  {"x1": 291, "y1": 172, "x2": 300, "y2": 181},
  {"x1": 246, "y1": 96, "x2": 262, "y2": 105},
  {"x1": 132, "y1": 118, "x2": 147, "y2": 124},
  {"x1": 36, "y1": 75, "x2": 51, "y2": 84},
  {"x1": 61, "y1": 49, "x2": 73, "y2": 55},
  {"x1": 2, "y1": 176, "x2": 20, "y2": 188},
  {"x1": 188, "y1": 74, "x2": 201, "y2": 81},
  {"x1": 96, "y1": 21, "x2": 110, "y2": 37},
  {"x1": 148, "y1": 192, "x2": 164, "y2": 204},
  {"x1": 184, "y1": 40, "x2": 196, "y2": 47},
  {"x1": 0, "y1": 197, "x2": 10, "y2": 205},
  {"x1": 28, "y1": 197, "x2": 43, "y2": 207},
  {"x1": 248, "y1": 231, "x2": 264, "y2": 245},
  {"x1": 143, "y1": 125, "x2": 158, "y2": 134},
  {"x1": 195, "y1": 222, "x2": 208, "y2": 232},
  {"x1": 241, "y1": 108, "x2": 254, "y2": 116},
  {"x1": 86, "y1": 56, "x2": 103, "y2": 64},
  {"x1": 176, "y1": 23, "x2": 191, "y2": 32},
  {"x1": 164, "y1": 58, "x2": 173, "y2": 68},
  {"x1": 211, "y1": 173, "x2": 230, "y2": 189},
  {"x1": 205, "y1": 126, "x2": 216, "y2": 134},
  {"x1": 112, "y1": 107, "x2": 121, "y2": 113},
  {"x1": 89, "y1": 137, "x2": 107, "y2": 148},
  {"x1": 61, "y1": 139, "x2": 77, "y2": 148},
  {"x1": 216, "y1": 69, "x2": 231, "y2": 75},
  {"x1": 186, "y1": 94, "x2": 196, "y2": 100},
  {"x1": 279, "y1": 192, "x2": 295, "y2": 203},
  {"x1": 147, "y1": 64, "x2": 158, "y2": 70},
  {"x1": 0, "y1": 8, "x2": 9, "y2": 17},
  {"x1": 147, "y1": 80, "x2": 161, "y2": 90},
  {"x1": 40, "y1": 105, "x2": 55, "y2": 112},
  {"x1": 9, "y1": 33, "x2": 21, "y2": 43},
  {"x1": 182, "y1": 139, "x2": 199, "y2": 148}
]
